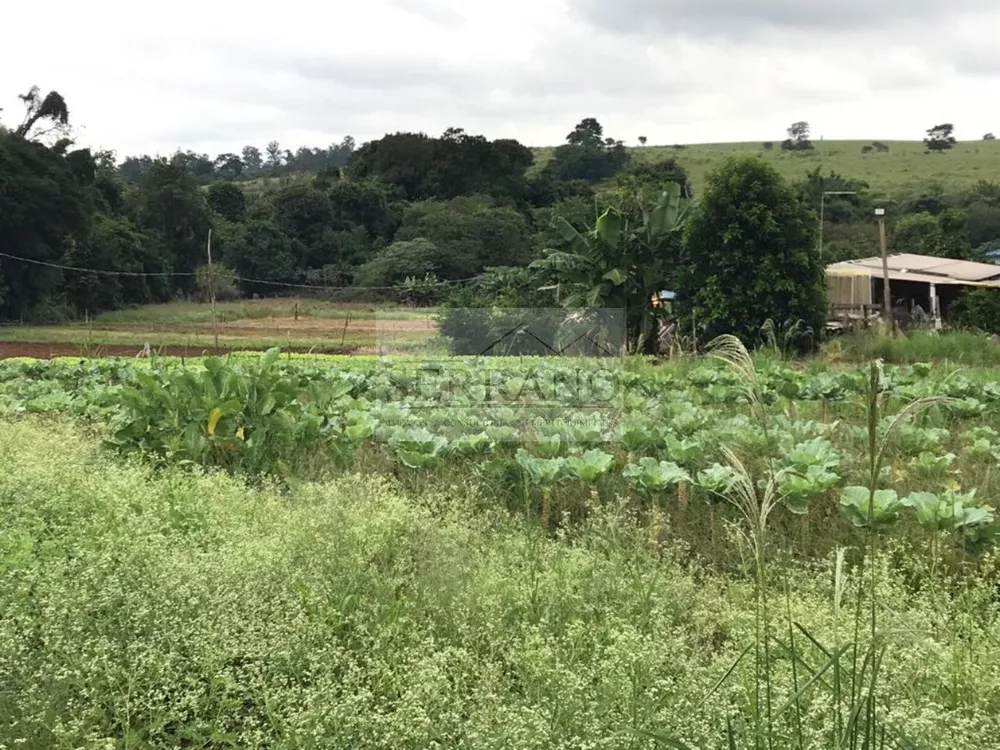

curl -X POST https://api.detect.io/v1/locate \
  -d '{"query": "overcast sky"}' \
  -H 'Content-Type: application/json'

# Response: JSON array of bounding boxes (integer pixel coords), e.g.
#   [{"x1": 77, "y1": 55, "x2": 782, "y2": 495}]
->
[{"x1": 2, "y1": 0, "x2": 998, "y2": 158}]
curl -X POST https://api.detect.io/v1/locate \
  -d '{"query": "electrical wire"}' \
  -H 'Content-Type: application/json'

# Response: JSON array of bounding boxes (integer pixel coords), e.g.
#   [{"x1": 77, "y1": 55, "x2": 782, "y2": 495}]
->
[{"x1": 0, "y1": 250, "x2": 487, "y2": 291}]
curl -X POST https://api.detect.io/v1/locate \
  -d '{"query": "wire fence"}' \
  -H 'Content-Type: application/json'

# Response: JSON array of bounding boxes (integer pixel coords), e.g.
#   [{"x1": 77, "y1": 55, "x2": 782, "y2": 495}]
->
[
  {"x1": 0, "y1": 248, "x2": 461, "y2": 352},
  {"x1": 0, "y1": 250, "x2": 486, "y2": 293}
]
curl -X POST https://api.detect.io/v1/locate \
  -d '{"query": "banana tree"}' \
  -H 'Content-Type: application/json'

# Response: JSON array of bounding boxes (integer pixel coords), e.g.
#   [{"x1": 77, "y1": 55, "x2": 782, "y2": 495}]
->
[{"x1": 531, "y1": 182, "x2": 688, "y2": 354}]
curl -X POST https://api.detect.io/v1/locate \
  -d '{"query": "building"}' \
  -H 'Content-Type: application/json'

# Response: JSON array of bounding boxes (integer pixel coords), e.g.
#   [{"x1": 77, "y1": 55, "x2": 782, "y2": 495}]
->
[{"x1": 826, "y1": 253, "x2": 1000, "y2": 329}]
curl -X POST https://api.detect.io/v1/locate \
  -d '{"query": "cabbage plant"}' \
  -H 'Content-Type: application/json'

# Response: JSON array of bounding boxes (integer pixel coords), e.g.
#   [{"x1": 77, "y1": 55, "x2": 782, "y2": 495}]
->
[{"x1": 623, "y1": 458, "x2": 689, "y2": 494}]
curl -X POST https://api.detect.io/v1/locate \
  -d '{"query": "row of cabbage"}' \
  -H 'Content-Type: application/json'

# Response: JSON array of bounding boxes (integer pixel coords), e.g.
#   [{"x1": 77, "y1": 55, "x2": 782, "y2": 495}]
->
[{"x1": 0, "y1": 351, "x2": 996, "y2": 546}]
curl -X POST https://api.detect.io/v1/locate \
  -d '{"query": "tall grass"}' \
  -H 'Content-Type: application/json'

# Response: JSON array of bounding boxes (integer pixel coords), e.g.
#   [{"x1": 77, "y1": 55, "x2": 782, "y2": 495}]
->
[
  {"x1": 1, "y1": 419, "x2": 999, "y2": 748},
  {"x1": 835, "y1": 329, "x2": 1000, "y2": 366},
  {"x1": 676, "y1": 339, "x2": 956, "y2": 749}
]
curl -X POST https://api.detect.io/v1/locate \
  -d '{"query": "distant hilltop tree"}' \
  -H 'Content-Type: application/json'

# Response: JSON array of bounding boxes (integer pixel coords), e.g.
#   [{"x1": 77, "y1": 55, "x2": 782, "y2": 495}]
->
[
  {"x1": 925, "y1": 123, "x2": 957, "y2": 152},
  {"x1": 638, "y1": 135, "x2": 647, "y2": 146},
  {"x1": 985, "y1": 133, "x2": 997, "y2": 141},
  {"x1": 781, "y1": 121, "x2": 814, "y2": 152}
]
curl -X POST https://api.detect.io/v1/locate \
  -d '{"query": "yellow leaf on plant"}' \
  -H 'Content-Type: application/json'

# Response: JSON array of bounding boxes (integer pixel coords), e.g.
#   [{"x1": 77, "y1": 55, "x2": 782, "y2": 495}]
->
[
  {"x1": 236, "y1": 426, "x2": 245, "y2": 440},
  {"x1": 207, "y1": 407, "x2": 223, "y2": 437}
]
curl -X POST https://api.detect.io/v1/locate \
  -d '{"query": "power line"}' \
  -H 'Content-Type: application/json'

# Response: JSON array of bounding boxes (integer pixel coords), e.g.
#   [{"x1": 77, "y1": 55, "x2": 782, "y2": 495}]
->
[
  {"x1": 0, "y1": 251, "x2": 194, "y2": 277},
  {"x1": 0, "y1": 250, "x2": 487, "y2": 291}
]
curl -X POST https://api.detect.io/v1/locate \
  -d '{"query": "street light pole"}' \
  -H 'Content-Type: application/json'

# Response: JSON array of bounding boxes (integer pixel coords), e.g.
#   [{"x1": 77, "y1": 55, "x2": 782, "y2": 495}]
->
[
  {"x1": 876, "y1": 207, "x2": 892, "y2": 326},
  {"x1": 818, "y1": 190, "x2": 858, "y2": 258}
]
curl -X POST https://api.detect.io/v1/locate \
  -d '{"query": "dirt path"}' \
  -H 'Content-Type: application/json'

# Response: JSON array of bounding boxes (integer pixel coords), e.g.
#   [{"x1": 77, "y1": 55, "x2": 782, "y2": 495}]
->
[{"x1": 0, "y1": 341, "x2": 361, "y2": 360}]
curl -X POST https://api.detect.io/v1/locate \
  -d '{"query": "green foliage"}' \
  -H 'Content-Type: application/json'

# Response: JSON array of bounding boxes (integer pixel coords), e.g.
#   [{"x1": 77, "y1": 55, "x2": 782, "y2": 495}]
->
[
  {"x1": 353, "y1": 238, "x2": 446, "y2": 288},
  {"x1": 4, "y1": 419, "x2": 999, "y2": 749},
  {"x1": 548, "y1": 117, "x2": 629, "y2": 183},
  {"x1": 677, "y1": 156, "x2": 825, "y2": 347},
  {"x1": 393, "y1": 195, "x2": 535, "y2": 276},
  {"x1": 206, "y1": 181, "x2": 247, "y2": 222},
  {"x1": 395, "y1": 274, "x2": 448, "y2": 307},
  {"x1": 129, "y1": 159, "x2": 212, "y2": 282},
  {"x1": 0, "y1": 130, "x2": 92, "y2": 318},
  {"x1": 391, "y1": 427, "x2": 448, "y2": 469},
  {"x1": 194, "y1": 263, "x2": 239, "y2": 302},
  {"x1": 221, "y1": 219, "x2": 302, "y2": 292},
  {"x1": 272, "y1": 182, "x2": 333, "y2": 252},
  {"x1": 934, "y1": 208, "x2": 972, "y2": 258},
  {"x1": 533, "y1": 182, "x2": 687, "y2": 353},
  {"x1": 951, "y1": 287, "x2": 1000, "y2": 333},
  {"x1": 623, "y1": 457, "x2": 689, "y2": 493},
  {"x1": 901, "y1": 489, "x2": 995, "y2": 535},
  {"x1": 346, "y1": 128, "x2": 532, "y2": 201},
  {"x1": 565, "y1": 449, "x2": 614, "y2": 482},
  {"x1": 621, "y1": 157, "x2": 693, "y2": 197},
  {"x1": 697, "y1": 463, "x2": 737, "y2": 495},
  {"x1": 109, "y1": 349, "x2": 352, "y2": 476},
  {"x1": 795, "y1": 166, "x2": 869, "y2": 223},
  {"x1": 965, "y1": 201, "x2": 1000, "y2": 247},
  {"x1": 925, "y1": 123, "x2": 957, "y2": 152},
  {"x1": 437, "y1": 267, "x2": 561, "y2": 355},
  {"x1": 515, "y1": 448, "x2": 572, "y2": 485},
  {"x1": 327, "y1": 176, "x2": 403, "y2": 239},
  {"x1": 781, "y1": 120, "x2": 814, "y2": 151}
]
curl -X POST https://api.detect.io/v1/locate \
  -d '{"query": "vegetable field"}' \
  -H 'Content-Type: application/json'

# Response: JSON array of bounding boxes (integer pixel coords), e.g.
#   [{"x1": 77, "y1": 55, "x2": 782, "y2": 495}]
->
[{"x1": 1, "y1": 347, "x2": 1000, "y2": 748}]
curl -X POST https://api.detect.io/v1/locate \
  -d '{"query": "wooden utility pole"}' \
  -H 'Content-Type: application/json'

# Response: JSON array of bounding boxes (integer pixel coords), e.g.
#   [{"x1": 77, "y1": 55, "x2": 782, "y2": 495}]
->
[
  {"x1": 207, "y1": 229, "x2": 219, "y2": 348},
  {"x1": 877, "y1": 208, "x2": 892, "y2": 326}
]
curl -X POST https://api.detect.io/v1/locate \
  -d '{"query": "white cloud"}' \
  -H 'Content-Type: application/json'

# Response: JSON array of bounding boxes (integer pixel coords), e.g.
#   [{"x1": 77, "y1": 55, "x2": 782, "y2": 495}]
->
[{"x1": 1, "y1": 0, "x2": 997, "y2": 157}]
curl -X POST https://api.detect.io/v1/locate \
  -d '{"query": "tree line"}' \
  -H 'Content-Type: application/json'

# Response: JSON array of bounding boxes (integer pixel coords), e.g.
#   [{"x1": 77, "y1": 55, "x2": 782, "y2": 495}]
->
[{"x1": 2, "y1": 86, "x2": 1000, "y2": 343}]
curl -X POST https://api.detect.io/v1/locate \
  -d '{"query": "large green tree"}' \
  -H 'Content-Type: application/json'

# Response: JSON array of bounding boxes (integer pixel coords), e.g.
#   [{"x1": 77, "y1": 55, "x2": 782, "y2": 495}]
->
[
  {"x1": 0, "y1": 131, "x2": 91, "y2": 318},
  {"x1": 64, "y1": 217, "x2": 171, "y2": 312},
  {"x1": 393, "y1": 196, "x2": 534, "y2": 276},
  {"x1": 548, "y1": 118, "x2": 628, "y2": 183},
  {"x1": 347, "y1": 129, "x2": 533, "y2": 202},
  {"x1": 352, "y1": 238, "x2": 446, "y2": 288},
  {"x1": 676, "y1": 156, "x2": 826, "y2": 346},
  {"x1": 893, "y1": 209, "x2": 971, "y2": 259},
  {"x1": 129, "y1": 160, "x2": 212, "y2": 286},
  {"x1": 328, "y1": 177, "x2": 402, "y2": 240},
  {"x1": 206, "y1": 182, "x2": 247, "y2": 222},
  {"x1": 222, "y1": 220, "x2": 302, "y2": 294},
  {"x1": 272, "y1": 183, "x2": 332, "y2": 251}
]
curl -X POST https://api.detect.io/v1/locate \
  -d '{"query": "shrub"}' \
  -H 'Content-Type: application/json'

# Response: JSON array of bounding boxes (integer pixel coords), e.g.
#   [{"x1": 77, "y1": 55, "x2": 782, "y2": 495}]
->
[
  {"x1": 395, "y1": 274, "x2": 448, "y2": 307},
  {"x1": 677, "y1": 156, "x2": 825, "y2": 347},
  {"x1": 951, "y1": 287, "x2": 1000, "y2": 334},
  {"x1": 353, "y1": 238, "x2": 453, "y2": 288},
  {"x1": 194, "y1": 263, "x2": 239, "y2": 302},
  {"x1": 109, "y1": 349, "x2": 355, "y2": 476}
]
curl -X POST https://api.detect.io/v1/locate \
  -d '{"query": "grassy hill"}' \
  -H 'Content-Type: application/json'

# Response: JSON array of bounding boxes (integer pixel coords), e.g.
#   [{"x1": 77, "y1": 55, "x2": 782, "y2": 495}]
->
[{"x1": 532, "y1": 139, "x2": 1000, "y2": 198}]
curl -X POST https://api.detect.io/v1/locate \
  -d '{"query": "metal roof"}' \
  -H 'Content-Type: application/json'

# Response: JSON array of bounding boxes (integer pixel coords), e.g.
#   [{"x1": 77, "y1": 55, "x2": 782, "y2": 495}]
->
[{"x1": 828, "y1": 254, "x2": 1000, "y2": 287}]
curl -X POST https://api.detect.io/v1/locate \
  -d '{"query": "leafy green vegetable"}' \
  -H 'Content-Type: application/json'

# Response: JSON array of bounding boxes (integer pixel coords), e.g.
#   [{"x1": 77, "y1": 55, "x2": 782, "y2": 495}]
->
[
  {"x1": 839, "y1": 487, "x2": 902, "y2": 528},
  {"x1": 697, "y1": 464, "x2": 737, "y2": 496},
  {"x1": 778, "y1": 465, "x2": 840, "y2": 515},
  {"x1": 623, "y1": 458, "x2": 690, "y2": 493},
  {"x1": 565, "y1": 450, "x2": 614, "y2": 482}
]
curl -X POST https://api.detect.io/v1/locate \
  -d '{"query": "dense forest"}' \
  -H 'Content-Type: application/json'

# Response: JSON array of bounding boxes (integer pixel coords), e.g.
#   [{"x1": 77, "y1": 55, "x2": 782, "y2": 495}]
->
[{"x1": 2, "y1": 86, "x2": 1000, "y2": 334}]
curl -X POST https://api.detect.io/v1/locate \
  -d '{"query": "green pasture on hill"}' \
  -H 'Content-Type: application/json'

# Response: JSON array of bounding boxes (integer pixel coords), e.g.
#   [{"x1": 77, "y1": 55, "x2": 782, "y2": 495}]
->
[{"x1": 532, "y1": 139, "x2": 1000, "y2": 197}]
